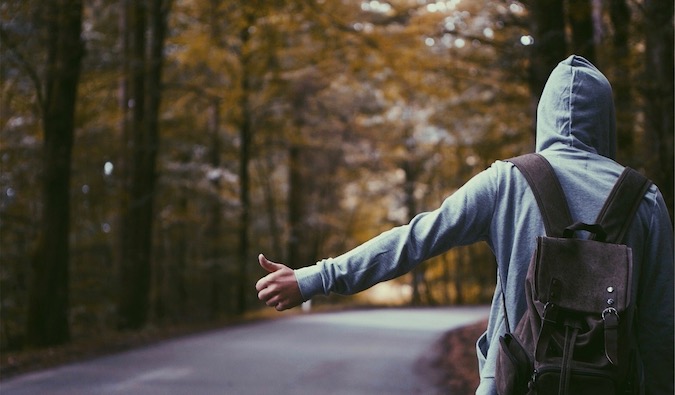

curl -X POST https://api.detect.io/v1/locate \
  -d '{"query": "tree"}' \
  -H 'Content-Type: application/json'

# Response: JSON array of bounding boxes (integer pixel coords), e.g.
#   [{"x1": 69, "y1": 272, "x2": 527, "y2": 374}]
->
[
  {"x1": 524, "y1": 0, "x2": 566, "y2": 132},
  {"x1": 235, "y1": 4, "x2": 255, "y2": 315},
  {"x1": 117, "y1": 0, "x2": 173, "y2": 330},
  {"x1": 25, "y1": 0, "x2": 85, "y2": 346},
  {"x1": 608, "y1": 0, "x2": 635, "y2": 165},
  {"x1": 643, "y1": 0, "x2": 674, "y2": 221},
  {"x1": 567, "y1": 0, "x2": 595, "y2": 62}
]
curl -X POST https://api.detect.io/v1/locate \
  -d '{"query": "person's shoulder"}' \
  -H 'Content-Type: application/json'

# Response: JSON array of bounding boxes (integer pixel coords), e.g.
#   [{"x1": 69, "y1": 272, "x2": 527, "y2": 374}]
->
[
  {"x1": 465, "y1": 158, "x2": 529, "y2": 196},
  {"x1": 487, "y1": 158, "x2": 519, "y2": 173},
  {"x1": 643, "y1": 182, "x2": 669, "y2": 218}
]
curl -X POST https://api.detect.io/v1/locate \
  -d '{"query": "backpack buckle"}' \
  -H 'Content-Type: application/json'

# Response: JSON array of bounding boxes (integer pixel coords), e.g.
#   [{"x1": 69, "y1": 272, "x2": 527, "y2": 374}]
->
[
  {"x1": 602, "y1": 307, "x2": 619, "y2": 321},
  {"x1": 542, "y1": 302, "x2": 558, "y2": 324},
  {"x1": 602, "y1": 307, "x2": 620, "y2": 365}
]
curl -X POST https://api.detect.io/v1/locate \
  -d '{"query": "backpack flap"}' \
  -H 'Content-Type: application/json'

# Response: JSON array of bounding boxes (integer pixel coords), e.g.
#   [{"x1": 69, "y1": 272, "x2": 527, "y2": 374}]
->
[
  {"x1": 534, "y1": 236, "x2": 633, "y2": 315},
  {"x1": 534, "y1": 236, "x2": 633, "y2": 366}
]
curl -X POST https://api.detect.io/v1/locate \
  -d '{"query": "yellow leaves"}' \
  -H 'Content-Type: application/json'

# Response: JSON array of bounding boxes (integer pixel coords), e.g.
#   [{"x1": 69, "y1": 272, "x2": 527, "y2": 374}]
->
[{"x1": 170, "y1": 28, "x2": 234, "y2": 73}]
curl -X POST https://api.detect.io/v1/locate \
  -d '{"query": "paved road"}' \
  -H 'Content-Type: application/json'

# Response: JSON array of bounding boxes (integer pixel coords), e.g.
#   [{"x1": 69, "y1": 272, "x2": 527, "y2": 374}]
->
[{"x1": 1, "y1": 307, "x2": 489, "y2": 395}]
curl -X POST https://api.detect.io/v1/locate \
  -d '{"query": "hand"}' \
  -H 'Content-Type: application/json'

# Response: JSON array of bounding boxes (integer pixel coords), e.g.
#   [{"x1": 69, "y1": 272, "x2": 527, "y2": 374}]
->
[{"x1": 255, "y1": 254, "x2": 304, "y2": 311}]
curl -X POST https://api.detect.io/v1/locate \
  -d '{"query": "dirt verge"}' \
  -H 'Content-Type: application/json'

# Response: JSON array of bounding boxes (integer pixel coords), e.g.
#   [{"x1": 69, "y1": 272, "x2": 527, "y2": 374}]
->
[{"x1": 433, "y1": 319, "x2": 487, "y2": 394}]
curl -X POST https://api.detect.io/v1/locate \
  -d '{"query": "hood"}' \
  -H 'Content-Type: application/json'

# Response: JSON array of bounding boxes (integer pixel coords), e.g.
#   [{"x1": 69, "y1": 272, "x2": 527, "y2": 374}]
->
[{"x1": 535, "y1": 55, "x2": 617, "y2": 159}]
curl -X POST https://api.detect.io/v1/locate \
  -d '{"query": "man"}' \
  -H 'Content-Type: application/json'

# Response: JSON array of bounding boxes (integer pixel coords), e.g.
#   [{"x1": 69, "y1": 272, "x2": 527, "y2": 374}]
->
[{"x1": 255, "y1": 55, "x2": 674, "y2": 394}]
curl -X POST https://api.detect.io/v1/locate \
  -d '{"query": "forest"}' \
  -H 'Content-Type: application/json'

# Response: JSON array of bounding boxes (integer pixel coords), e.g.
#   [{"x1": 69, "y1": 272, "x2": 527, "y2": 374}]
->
[{"x1": 0, "y1": 0, "x2": 672, "y2": 351}]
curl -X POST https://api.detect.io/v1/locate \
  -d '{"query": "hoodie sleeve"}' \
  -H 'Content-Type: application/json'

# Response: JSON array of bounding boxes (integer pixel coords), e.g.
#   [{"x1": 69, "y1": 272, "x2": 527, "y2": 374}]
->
[
  {"x1": 294, "y1": 165, "x2": 499, "y2": 301},
  {"x1": 636, "y1": 187, "x2": 674, "y2": 394}
]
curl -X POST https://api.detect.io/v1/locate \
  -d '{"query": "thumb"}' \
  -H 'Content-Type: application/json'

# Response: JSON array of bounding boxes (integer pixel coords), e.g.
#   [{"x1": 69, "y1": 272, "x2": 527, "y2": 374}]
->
[{"x1": 258, "y1": 254, "x2": 284, "y2": 273}]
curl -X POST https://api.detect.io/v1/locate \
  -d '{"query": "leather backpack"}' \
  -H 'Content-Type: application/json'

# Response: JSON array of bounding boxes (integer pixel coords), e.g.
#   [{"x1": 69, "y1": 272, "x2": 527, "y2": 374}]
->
[{"x1": 496, "y1": 153, "x2": 651, "y2": 395}]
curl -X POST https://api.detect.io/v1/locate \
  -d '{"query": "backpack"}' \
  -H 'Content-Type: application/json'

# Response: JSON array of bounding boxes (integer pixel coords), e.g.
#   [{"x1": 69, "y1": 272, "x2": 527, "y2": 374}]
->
[{"x1": 495, "y1": 153, "x2": 652, "y2": 395}]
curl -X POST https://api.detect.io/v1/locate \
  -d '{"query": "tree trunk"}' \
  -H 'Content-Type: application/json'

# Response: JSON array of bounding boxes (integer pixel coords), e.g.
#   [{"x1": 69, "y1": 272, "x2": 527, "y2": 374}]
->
[
  {"x1": 608, "y1": 0, "x2": 634, "y2": 165},
  {"x1": 441, "y1": 253, "x2": 451, "y2": 304},
  {"x1": 26, "y1": 0, "x2": 84, "y2": 347},
  {"x1": 403, "y1": 157, "x2": 425, "y2": 306},
  {"x1": 118, "y1": 0, "x2": 148, "y2": 330},
  {"x1": 237, "y1": 16, "x2": 254, "y2": 315},
  {"x1": 285, "y1": 75, "x2": 327, "y2": 270},
  {"x1": 454, "y1": 248, "x2": 465, "y2": 305},
  {"x1": 567, "y1": 0, "x2": 595, "y2": 63},
  {"x1": 118, "y1": 0, "x2": 171, "y2": 330},
  {"x1": 525, "y1": 0, "x2": 567, "y2": 134},
  {"x1": 259, "y1": 155, "x2": 283, "y2": 255},
  {"x1": 643, "y1": 0, "x2": 674, "y2": 222},
  {"x1": 207, "y1": 100, "x2": 223, "y2": 317},
  {"x1": 287, "y1": 145, "x2": 303, "y2": 267}
]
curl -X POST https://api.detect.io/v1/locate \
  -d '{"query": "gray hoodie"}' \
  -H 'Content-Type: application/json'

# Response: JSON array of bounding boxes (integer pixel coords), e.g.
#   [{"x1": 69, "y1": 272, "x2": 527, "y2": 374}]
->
[{"x1": 294, "y1": 55, "x2": 674, "y2": 394}]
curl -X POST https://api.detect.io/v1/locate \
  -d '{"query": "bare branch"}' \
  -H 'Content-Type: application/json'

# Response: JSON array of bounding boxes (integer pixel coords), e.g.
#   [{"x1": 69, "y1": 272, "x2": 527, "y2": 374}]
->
[{"x1": 0, "y1": 25, "x2": 45, "y2": 116}]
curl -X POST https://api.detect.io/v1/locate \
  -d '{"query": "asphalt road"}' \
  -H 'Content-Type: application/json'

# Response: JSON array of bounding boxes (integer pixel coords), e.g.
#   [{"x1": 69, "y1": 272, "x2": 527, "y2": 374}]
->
[{"x1": 0, "y1": 306, "x2": 489, "y2": 395}]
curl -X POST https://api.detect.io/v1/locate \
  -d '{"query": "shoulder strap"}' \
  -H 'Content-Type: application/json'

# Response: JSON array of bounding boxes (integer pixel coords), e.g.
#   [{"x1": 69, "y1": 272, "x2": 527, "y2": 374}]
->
[
  {"x1": 594, "y1": 168, "x2": 652, "y2": 243},
  {"x1": 507, "y1": 153, "x2": 573, "y2": 237}
]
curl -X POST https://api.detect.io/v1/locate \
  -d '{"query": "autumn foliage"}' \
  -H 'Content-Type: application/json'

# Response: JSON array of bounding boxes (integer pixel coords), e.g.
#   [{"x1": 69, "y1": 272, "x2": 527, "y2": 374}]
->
[{"x1": 0, "y1": 0, "x2": 671, "y2": 350}]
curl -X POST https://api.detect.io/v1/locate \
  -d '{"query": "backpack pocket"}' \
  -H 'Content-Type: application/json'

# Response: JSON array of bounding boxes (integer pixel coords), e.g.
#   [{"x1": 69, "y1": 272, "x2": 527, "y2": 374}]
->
[
  {"x1": 497, "y1": 333, "x2": 533, "y2": 395},
  {"x1": 532, "y1": 365, "x2": 617, "y2": 395}
]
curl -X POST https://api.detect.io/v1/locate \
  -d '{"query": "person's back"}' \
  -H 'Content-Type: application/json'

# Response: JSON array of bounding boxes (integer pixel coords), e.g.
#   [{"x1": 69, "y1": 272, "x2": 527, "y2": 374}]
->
[
  {"x1": 477, "y1": 56, "x2": 674, "y2": 394},
  {"x1": 534, "y1": 59, "x2": 673, "y2": 395}
]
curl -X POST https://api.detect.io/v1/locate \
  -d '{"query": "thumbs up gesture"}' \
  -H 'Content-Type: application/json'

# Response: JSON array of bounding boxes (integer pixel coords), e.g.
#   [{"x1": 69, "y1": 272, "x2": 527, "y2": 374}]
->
[{"x1": 255, "y1": 254, "x2": 303, "y2": 311}]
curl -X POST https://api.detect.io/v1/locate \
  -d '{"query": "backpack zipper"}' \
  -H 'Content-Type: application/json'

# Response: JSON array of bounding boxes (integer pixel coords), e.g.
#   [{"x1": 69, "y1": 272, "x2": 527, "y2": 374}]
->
[{"x1": 530, "y1": 365, "x2": 615, "y2": 388}]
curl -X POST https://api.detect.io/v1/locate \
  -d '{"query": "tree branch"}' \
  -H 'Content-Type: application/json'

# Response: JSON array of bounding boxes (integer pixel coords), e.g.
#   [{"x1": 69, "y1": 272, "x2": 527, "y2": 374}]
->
[{"x1": 0, "y1": 24, "x2": 45, "y2": 116}]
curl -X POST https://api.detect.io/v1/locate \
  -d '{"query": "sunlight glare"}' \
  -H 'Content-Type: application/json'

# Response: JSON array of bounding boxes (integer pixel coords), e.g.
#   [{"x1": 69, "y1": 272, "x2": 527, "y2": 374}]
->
[
  {"x1": 362, "y1": 0, "x2": 391, "y2": 13},
  {"x1": 427, "y1": 0, "x2": 461, "y2": 13},
  {"x1": 447, "y1": 0, "x2": 461, "y2": 9},
  {"x1": 510, "y1": 2, "x2": 524, "y2": 14},
  {"x1": 104, "y1": 161, "x2": 114, "y2": 176}
]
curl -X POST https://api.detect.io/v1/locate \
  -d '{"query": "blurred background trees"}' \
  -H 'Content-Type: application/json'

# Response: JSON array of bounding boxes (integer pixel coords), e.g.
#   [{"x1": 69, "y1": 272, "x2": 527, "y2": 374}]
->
[{"x1": 1, "y1": 0, "x2": 672, "y2": 350}]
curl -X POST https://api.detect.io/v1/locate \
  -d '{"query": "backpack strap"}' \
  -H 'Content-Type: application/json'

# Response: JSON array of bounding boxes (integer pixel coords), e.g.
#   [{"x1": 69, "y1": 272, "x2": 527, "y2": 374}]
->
[
  {"x1": 507, "y1": 153, "x2": 573, "y2": 237},
  {"x1": 594, "y1": 168, "x2": 652, "y2": 243},
  {"x1": 500, "y1": 153, "x2": 572, "y2": 333}
]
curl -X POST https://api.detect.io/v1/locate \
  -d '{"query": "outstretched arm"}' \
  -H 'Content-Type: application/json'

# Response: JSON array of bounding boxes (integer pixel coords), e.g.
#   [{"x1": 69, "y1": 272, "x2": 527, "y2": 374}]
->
[
  {"x1": 255, "y1": 254, "x2": 304, "y2": 311},
  {"x1": 293, "y1": 165, "x2": 499, "y2": 301}
]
